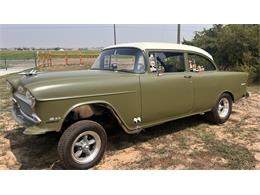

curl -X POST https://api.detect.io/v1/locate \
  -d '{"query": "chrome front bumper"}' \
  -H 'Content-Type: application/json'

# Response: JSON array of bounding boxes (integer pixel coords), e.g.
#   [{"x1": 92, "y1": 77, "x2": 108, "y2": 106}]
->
[
  {"x1": 11, "y1": 97, "x2": 41, "y2": 127},
  {"x1": 11, "y1": 95, "x2": 55, "y2": 135}
]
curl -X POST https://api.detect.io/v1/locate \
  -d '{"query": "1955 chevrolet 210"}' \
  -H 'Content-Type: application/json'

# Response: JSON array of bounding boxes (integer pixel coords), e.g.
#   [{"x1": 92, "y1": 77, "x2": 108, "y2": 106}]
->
[{"x1": 7, "y1": 42, "x2": 249, "y2": 169}]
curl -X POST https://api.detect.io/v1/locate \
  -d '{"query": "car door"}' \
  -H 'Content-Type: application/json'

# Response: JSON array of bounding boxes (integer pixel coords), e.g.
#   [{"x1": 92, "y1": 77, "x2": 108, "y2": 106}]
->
[
  {"x1": 140, "y1": 51, "x2": 193, "y2": 126},
  {"x1": 187, "y1": 53, "x2": 219, "y2": 113}
]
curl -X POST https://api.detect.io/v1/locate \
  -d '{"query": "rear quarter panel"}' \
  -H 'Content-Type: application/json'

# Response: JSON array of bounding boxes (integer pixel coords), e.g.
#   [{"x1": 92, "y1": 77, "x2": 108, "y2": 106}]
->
[{"x1": 191, "y1": 71, "x2": 248, "y2": 113}]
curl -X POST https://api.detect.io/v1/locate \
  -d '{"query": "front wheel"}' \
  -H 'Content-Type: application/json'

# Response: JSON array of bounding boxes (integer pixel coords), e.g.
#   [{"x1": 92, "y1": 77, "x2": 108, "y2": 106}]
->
[
  {"x1": 58, "y1": 120, "x2": 107, "y2": 169},
  {"x1": 205, "y1": 93, "x2": 233, "y2": 124}
]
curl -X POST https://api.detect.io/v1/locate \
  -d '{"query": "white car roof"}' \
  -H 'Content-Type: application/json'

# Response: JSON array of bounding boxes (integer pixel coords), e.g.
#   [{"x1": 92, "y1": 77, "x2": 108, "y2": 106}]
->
[{"x1": 104, "y1": 42, "x2": 213, "y2": 60}]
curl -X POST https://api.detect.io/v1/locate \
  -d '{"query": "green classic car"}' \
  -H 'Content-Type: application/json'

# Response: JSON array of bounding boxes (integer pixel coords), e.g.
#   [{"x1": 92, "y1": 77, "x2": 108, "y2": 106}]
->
[{"x1": 7, "y1": 42, "x2": 248, "y2": 169}]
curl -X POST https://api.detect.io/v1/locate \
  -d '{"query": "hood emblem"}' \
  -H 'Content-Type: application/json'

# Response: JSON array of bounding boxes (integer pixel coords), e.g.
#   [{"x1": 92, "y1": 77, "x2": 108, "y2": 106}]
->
[{"x1": 19, "y1": 69, "x2": 38, "y2": 76}]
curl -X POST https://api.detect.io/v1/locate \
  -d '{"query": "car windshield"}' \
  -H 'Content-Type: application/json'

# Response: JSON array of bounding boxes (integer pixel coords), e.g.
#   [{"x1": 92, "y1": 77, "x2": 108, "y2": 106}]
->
[{"x1": 91, "y1": 48, "x2": 145, "y2": 73}]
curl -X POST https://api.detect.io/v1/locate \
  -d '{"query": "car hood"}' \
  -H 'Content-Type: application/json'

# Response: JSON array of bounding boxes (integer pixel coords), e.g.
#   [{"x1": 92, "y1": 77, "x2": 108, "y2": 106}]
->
[{"x1": 9, "y1": 70, "x2": 139, "y2": 101}]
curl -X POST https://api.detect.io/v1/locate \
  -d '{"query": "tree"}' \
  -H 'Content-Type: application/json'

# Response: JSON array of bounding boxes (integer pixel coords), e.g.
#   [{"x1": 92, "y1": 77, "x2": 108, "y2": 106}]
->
[
  {"x1": 183, "y1": 24, "x2": 260, "y2": 83},
  {"x1": 54, "y1": 47, "x2": 61, "y2": 51}
]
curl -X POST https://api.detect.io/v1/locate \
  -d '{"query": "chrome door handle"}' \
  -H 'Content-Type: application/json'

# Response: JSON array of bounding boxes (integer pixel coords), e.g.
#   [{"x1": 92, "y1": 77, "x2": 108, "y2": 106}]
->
[{"x1": 184, "y1": 75, "x2": 192, "y2": 79}]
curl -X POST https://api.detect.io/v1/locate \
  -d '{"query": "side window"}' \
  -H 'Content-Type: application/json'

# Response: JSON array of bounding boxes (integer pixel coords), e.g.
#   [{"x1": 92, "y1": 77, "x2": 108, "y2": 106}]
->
[
  {"x1": 149, "y1": 52, "x2": 185, "y2": 73},
  {"x1": 188, "y1": 53, "x2": 216, "y2": 72}
]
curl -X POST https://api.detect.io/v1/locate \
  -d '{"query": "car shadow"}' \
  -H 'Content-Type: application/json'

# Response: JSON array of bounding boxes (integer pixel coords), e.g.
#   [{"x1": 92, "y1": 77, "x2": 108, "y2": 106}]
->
[
  {"x1": 106, "y1": 114, "x2": 207, "y2": 151},
  {"x1": 5, "y1": 114, "x2": 207, "y2": 170},
  {"x1": 5, "y1": 128, "x2": 63, "y2": 169}
]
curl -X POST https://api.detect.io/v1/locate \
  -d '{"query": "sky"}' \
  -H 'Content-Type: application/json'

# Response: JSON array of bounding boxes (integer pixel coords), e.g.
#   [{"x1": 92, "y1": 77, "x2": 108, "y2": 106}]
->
[{"x1": 0, "y1": 24, "x2": 212, "y2": 48}]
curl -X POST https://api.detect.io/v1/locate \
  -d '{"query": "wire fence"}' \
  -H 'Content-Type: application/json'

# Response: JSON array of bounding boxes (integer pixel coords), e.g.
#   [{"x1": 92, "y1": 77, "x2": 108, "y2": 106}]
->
[
  {"x1": 37, "y1": 51, "x2": 98, "y2": 67},
  {"x1": 0, "y1": 50, "x2": 99, "y2": 76},
  {"x1": 0, "y1": 51, "x2": 99, "y2": 70}
]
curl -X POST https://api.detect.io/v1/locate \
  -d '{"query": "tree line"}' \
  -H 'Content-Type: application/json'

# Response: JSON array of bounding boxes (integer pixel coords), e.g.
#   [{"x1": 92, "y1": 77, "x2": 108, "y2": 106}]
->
[{"x1": 183, "y1": 24, "x2": 260, "y2": 83}]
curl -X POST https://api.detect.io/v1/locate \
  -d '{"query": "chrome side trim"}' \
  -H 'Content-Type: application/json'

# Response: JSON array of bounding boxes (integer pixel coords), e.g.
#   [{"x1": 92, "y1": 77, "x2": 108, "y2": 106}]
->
[{"x1": 37, "y1": 90, "x2": 137, "y2": 101}]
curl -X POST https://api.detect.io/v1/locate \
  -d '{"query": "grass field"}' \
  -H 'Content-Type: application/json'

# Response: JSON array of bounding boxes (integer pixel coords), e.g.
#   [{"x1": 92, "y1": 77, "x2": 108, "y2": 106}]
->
[
  {"x1": 0, "y1": 50, "x2": 100, "y2": 60},
  {"x1": 0, "y1": 66, "x2": 259, "y2": 169},
  {"x1": 0, "y1": 51, "x2": 36, "y2": 60}
]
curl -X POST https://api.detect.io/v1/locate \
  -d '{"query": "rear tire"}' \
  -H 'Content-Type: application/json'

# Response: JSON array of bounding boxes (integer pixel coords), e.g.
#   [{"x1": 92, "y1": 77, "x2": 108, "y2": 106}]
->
[
  {"x1": 205, "y1": 93, "x2": 232, "y2": 124},
  {"x1": 58, "y1": 120, "x2": 107, "y2": 170}
]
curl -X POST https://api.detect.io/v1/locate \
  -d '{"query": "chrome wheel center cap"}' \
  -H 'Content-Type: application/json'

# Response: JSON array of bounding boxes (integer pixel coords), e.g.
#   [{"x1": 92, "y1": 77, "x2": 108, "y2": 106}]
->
[{"x1": 82, "y1": 143, "x2": 89, "y2": 150}]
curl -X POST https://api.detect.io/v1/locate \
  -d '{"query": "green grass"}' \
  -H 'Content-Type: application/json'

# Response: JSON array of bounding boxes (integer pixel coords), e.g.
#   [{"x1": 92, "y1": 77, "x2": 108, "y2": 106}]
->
[
  {"x1": 0, "y1": 50, "x2": 100, "y2": 60},
  {"x1": 41, "y1": 50, "x2": 100, "y2": 59},
  {"x1": 0, "y1": 51, "x2": 36, "y2": 60}
]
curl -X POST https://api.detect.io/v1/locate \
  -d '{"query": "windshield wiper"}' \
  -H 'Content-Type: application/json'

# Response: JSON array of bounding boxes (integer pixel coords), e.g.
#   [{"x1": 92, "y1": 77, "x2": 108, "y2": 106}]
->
[
  {"x1": 90, "y1": 68, "x2": 134, "y2": 73},
  {"x1": 116, "y1": 69, "x2": 134, "y2": 73},
  {"x1": 90, "y1": 68, "x2": 114, "y2": 71}
]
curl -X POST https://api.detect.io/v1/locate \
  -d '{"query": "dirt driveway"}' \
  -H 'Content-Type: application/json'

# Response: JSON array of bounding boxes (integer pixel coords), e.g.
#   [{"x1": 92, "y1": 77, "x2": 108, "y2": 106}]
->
[
  {"x1": 0, "y1": 74, "x2": 259, "y2": 170},
  {"x1": 0, "y1": 60, "x2": 35, "y2": 76}
]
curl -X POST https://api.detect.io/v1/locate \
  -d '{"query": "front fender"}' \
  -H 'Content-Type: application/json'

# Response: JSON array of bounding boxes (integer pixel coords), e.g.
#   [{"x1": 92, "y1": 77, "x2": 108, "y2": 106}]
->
[
  {"x1": 34, "y1": 92, "x2": 141, "y2": 134},
  {"x1": 61, "y1": 100, "x2": 139, "y2": 133}
]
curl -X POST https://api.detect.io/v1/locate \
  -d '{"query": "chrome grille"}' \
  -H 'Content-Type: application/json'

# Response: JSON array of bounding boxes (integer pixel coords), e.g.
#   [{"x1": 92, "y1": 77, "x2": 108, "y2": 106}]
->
[{"x1": 14, "y1": 93, "x2": 33, "y2": 117}]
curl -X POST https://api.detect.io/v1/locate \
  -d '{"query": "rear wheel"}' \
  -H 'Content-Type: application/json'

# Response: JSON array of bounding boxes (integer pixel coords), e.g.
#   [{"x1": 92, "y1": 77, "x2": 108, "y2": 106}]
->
[
  {"x1": 58, "y1": 120, "x2": 107, "y2": 169},
  {"x1": 205, "y1": 93, "x2": 232, "y2": 124}
]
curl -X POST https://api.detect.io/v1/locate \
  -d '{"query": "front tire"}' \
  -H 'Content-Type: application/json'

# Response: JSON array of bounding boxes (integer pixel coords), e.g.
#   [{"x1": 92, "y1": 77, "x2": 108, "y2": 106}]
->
[
  {"x1": 58, "y1": 120, "x2": 107, "y2": 169},
  {"x1": 205, "y1": 93, "x2": 232, "y2": 124}
]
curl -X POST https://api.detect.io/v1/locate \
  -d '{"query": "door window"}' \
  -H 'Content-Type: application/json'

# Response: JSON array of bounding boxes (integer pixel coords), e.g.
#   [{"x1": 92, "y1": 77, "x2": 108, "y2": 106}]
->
[
  {"x1": 149, "y1": 52, "x2": 185, "y2": 73},
  {"x1": 188, "y1": 53, "x2": 216, "y2": 72}
]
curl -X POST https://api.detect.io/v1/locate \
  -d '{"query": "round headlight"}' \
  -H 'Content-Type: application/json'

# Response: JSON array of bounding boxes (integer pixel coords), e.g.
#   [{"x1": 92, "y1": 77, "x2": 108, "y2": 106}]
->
[{"x1": 18, "y1": 85, "x2": 24, "y2": 94}]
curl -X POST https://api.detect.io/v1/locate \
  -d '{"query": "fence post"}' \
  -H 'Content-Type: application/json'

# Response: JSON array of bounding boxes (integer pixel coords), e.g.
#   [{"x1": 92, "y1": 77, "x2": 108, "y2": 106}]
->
[
  {"x1": 47, "y1": 52, "x2": 49, "y2": 66},
  {"x1": 80, "y1": 51, "x2": 82, "y2": 65},
  {"x1": 49, "y1": 51, "x2": 52, "y2": 66},
  {"x1": 65, "y1": 52, "x2": 68, "y2": 65},
  {"x1": 5, "y1": 58, "x2": 7, "y2": 70},
  {"x1": 39, "y1": 51, "x2": 42, "y2": 67},
  {"x1": 48, "y1": 51, "x2": 51, "y2": 66},
  {"x1": 43, "y1": 52, "x2": 46, "y2": 67},
  {"x1": 34, "y1": 52, "x2": 37, "y2": 67},
  {"x1": 37, "y1": 51, "x2": 40, "y2": 67}
]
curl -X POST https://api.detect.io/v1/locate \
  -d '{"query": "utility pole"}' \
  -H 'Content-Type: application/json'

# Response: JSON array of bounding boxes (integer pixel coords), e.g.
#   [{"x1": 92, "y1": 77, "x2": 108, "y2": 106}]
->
[
  {"x1": 177, "y1": 24, "x2": 181, "y2": 44},
  {"x1": 113, "y1": 24, "x2": 117, "y2": 45}
]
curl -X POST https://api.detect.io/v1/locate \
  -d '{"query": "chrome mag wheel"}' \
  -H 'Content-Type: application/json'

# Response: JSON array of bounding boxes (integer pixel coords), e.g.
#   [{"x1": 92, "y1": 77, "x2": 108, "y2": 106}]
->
[
  {"x1": 218, "y1": 97, "x2": 230, "y2": 118},
  {"x1": 71, "y1": 131, "x2": 101, "y2": 164}
]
